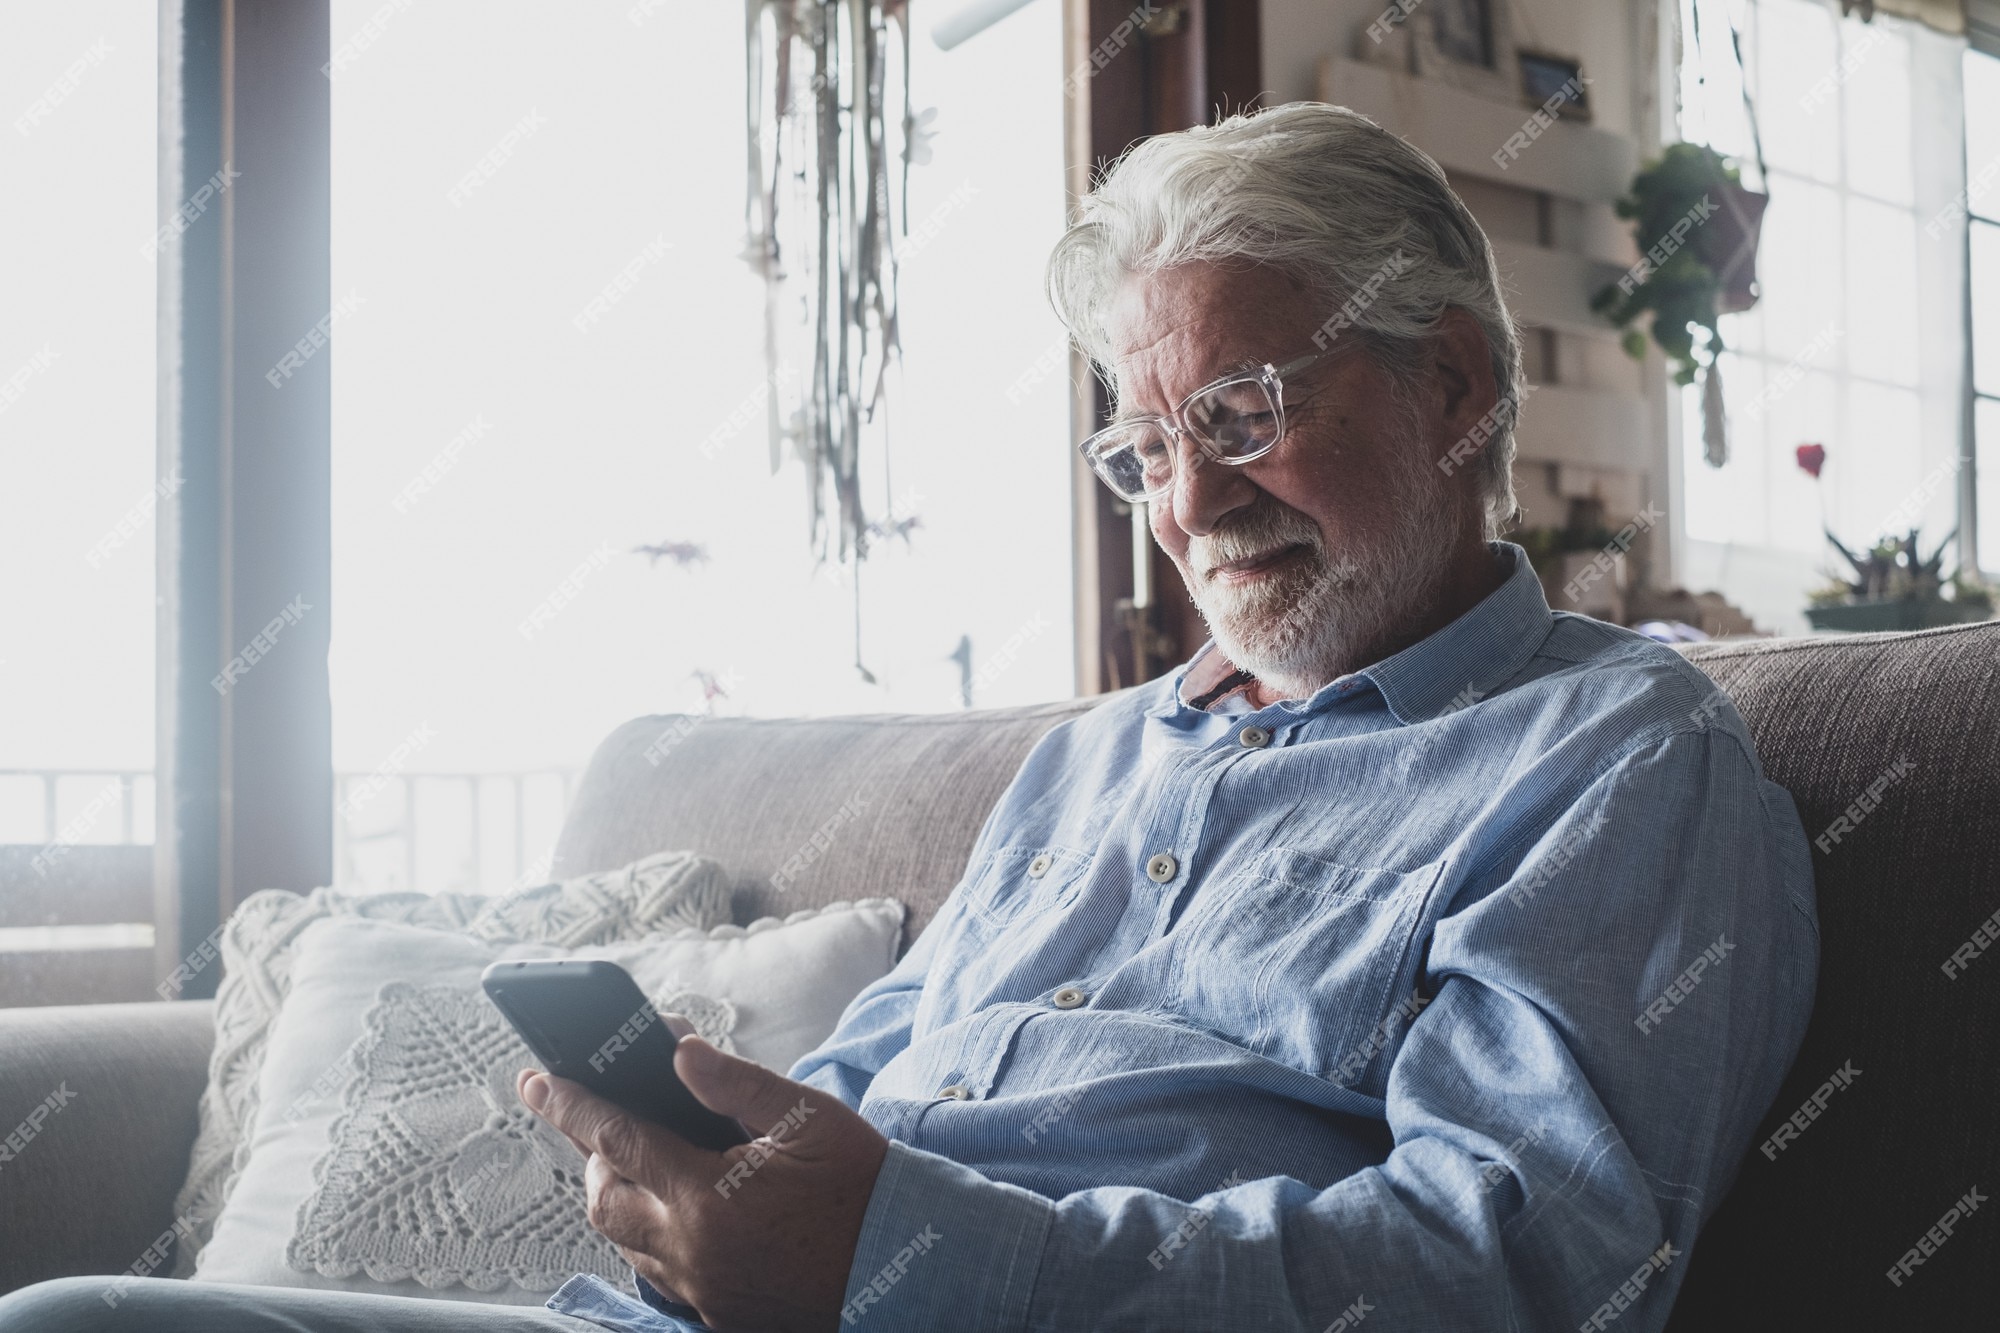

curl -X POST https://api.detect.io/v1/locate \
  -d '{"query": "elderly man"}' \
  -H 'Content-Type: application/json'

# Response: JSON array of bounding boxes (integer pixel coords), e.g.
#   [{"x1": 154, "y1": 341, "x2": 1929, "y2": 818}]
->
[{"x1": 0, "y1": 102, "x2": 1815, "y2": 1333}]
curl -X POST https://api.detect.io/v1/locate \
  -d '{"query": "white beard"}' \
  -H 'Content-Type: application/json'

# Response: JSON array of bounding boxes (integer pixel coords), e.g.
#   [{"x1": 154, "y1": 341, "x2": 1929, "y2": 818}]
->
[{"x1": 1185, "y1": 433, "x2": 1464, "y2": 699}]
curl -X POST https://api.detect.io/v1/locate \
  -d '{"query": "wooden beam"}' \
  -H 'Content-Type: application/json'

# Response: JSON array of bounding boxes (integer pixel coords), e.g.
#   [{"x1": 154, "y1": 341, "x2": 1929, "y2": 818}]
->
[{"x1": 156, "y1": 0, "x2": 332, "y2": 999}]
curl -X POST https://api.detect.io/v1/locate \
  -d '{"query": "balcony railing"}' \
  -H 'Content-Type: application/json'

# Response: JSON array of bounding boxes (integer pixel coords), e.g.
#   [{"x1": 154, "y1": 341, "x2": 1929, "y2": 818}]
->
[{"x1": 0, "y1": 767, "x2": 576, "y2": 1006}]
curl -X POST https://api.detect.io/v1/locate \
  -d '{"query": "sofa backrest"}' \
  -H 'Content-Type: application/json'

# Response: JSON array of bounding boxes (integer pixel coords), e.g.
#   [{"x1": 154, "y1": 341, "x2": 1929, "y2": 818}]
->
[
  {"x1": 551, "y1": 695, "x2": 1106, "y2": 941},
  {"x1": 1663, "y1": 621, "x2": 1998, "y2": 1328},
  {"x1": 553, "y1": 622, "x2": 1999, "y2": 1325}
]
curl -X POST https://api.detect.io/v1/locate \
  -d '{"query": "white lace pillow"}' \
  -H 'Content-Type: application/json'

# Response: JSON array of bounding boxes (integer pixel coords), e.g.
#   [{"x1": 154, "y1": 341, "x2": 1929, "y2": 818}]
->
[
  {"x1": 191, "y1": 900, "x2": 904, "y2": 1302},
  {"x1": 170, "y1": 849, "x2": 734, "y2": 1276}
]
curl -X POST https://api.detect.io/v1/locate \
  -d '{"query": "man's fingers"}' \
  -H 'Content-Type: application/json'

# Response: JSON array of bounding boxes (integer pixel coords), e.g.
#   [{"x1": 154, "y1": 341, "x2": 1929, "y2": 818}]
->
[
  {"x1": 674, "y1": 1036, "x2": 821, "y2": 1140},
  {"x1": 521, "y1": 1072, "x2": 714, "y2": 1196}
]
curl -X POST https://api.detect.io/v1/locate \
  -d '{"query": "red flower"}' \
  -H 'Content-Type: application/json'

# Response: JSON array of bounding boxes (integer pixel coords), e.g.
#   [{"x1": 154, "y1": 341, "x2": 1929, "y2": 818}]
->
[{"x1": 1796, "y1": 443, "x2": 1826, "y2": 478}]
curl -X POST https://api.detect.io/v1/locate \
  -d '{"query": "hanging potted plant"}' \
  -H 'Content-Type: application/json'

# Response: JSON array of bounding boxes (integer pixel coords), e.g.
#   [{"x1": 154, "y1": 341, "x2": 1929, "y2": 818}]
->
[
  {"x1": 1590, "y1": 143, "x2": 1768, "y2": 384},
  {"x1": 1591, "y1": 143, "x2": 1768, "y2": 470}
]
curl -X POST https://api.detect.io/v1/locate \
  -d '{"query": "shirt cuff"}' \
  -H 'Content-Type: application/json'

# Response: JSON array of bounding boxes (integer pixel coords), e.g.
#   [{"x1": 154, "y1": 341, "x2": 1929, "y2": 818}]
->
[{"x1": 839, "y1": 1138, "x2": 1053, "y2": 1332}]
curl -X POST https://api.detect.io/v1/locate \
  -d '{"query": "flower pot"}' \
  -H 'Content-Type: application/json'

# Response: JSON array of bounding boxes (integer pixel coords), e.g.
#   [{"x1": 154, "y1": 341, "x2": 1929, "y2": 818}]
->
[
  {"x1": 1805, "y1": 598, "x2": 1992, "y2": 632},
  {"x1": 1696, "y1": 181, "x2": 1768, "y2": 315}
]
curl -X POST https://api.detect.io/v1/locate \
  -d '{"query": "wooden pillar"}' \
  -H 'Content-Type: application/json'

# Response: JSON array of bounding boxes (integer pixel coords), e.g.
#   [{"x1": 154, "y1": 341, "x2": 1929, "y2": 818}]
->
[{"x1": 155, "y1": 0, "x2": 332, "y2": 997}]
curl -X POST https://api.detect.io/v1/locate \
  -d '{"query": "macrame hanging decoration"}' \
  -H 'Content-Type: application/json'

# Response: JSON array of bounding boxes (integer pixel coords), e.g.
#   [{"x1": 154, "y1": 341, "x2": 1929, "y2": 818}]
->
[{"x1": 743, "y1": 0, "x2": 915, "y2": 681}]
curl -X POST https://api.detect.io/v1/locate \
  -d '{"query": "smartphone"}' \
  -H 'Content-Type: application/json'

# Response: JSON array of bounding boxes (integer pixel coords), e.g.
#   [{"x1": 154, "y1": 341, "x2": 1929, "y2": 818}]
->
[{"x1": 481, "y1": 958, "x2": 749, "y2": 1151}]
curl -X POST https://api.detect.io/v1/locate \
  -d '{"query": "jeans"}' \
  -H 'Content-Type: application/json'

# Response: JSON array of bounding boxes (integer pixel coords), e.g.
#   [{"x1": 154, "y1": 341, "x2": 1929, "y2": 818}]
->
[{"x1": 0, "y1": 1277, "x2": 599, "y2": 1333}]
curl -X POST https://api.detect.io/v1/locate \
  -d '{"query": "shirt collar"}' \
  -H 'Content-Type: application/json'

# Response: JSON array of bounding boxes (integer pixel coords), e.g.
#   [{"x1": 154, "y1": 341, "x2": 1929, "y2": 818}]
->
[{"x1": 1160, "y1": 541, "x2": 1554, "y2": 724}]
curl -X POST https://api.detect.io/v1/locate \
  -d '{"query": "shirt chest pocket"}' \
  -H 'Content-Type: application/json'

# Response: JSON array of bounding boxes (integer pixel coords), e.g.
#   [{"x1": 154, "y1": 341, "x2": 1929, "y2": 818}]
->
[
  {"x1": 1166, "y1": 849, "x2": 1447, "y2": 1084},
  {"x1": 963, "y1": 845, "x2": 1094, "y2": 930}
]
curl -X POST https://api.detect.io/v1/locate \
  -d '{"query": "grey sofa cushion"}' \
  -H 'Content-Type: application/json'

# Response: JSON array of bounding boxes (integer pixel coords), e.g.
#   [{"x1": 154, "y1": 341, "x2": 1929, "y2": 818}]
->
[
  {"x1": 550, "y1": 697, "x2": 1111, "y2": 942},
  {"x1": 1664, "y1": 621, "x2": 1999, "y2": 1328},
  {"x1": 0, "y1": 1001, "x2": 215, "y2": 1295}
]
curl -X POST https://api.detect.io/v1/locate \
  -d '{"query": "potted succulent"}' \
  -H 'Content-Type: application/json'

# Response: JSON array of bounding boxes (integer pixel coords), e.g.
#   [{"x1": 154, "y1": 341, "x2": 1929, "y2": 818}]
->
[
  {"x1": 1591, "y1": 143, "x2": 1769, "y2": 386},
  {"x1": 1797, "y1": 445, "x2": 1995, "y2": 631}
]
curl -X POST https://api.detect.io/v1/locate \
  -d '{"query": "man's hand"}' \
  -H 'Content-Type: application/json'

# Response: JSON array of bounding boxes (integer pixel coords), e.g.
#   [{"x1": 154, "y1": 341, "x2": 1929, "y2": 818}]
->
[{"x1": 517, "y1": 1033, "x2": 889, "y2": 1333}]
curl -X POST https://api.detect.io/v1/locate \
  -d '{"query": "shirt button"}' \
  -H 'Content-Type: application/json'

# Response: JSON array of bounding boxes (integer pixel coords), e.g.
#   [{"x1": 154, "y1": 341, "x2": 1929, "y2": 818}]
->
[
  {"x1": 1146, "y1": 852, "x2": 1179, "y2": 883},
  {"x1": 937, "y1": 1084, "x2": 970, "y2": 1101},
  {"x1": 1027, "y1": 853, "x2": 1053, "y2": 878},
  {"x1": 1238, "y1": 725, "x2": 1272, "y2": 748},
  {"x1": 1052, "y1": 986, "x2": 1086, "y2": 1009}
]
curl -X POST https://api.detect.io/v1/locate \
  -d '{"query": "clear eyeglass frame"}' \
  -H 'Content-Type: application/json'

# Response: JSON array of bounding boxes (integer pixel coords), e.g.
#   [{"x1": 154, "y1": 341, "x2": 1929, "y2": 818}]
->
[{"x1": 1078, "y1": 349, "x2": 1333, "y2": 504}]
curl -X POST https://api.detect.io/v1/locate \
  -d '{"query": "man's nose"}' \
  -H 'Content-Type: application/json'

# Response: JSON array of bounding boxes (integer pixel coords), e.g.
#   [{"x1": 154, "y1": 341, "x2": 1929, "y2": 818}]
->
[{"x1": 1167, "y1": 436, "x2": 1258, "y2": 538}]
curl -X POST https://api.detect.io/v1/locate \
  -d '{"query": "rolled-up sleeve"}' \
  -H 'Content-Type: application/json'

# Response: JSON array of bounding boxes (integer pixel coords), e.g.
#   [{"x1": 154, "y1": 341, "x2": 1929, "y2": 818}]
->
[{"x1": 833, "y1": 729, "x2": 1818, "y2": 1332}]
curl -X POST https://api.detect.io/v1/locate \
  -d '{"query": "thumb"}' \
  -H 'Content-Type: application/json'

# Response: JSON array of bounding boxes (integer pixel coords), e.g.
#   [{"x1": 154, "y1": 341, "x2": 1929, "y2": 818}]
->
[{"x1": 674, "y1": 1036, "x2": 820, "y2": 1140}]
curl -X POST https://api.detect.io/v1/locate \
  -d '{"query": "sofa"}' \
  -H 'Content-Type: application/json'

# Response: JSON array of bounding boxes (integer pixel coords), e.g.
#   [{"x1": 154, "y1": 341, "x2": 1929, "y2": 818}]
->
[{"x1": 2, "y1": 622, "x2": 1994, "y2": 1328}]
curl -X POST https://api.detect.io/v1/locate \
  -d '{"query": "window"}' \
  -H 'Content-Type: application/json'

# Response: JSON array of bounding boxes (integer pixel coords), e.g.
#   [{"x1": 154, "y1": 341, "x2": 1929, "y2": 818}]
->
[
  {"x1": 0, "y1": 5, "x2": 160, "y2": 998},
  {"x1": 1966, "y1": 47, "x2": 2000, "y2": 575},
  {"x1": 1676, "y1": 0, "x2": 1971, "y2": 630},
  {"x1": 328, "y1": 0, "x2": 1072, "y2": 892}
]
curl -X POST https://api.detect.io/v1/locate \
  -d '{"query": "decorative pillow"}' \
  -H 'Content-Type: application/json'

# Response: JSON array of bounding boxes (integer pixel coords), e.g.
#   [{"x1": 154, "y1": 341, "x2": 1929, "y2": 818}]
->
[
  {"x1": 169, "y1": 850, "x2": 734, "y2": 1276},
  {"x1": 192, "y1": 899, "x2": 905, "y2": 1302}
]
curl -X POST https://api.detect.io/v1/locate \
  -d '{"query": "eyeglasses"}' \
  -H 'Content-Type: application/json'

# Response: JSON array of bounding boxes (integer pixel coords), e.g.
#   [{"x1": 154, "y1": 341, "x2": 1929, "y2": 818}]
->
[{"x1": 1078, "y1": 348, "x2": 1332, "y2": 504}]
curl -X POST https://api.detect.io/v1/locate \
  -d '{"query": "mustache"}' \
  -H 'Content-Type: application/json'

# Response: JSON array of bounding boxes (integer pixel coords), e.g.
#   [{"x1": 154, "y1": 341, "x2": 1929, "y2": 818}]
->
[{"x1": 1191, "y1": 503, "x2": 1323, "y2": 575}]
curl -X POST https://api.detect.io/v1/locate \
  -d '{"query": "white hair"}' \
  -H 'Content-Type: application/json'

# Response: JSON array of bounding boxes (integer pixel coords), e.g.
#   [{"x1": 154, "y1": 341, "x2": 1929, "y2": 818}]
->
[{"x1": 1046, "y1": 101, "x2": 1524, "y2": 537}]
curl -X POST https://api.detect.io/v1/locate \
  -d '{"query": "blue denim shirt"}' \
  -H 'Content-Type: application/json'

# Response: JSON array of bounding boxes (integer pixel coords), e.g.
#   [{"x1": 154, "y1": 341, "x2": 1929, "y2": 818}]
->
[{"x1": 557, "y1": 541, "x2": 1818, "y2": 1332}]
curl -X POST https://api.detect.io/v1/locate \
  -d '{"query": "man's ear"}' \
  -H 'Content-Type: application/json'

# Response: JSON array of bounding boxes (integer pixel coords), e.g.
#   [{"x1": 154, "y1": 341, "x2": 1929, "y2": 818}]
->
[{"x1": 1430, "y1": 307, "x2": 1499, "y2": 437}]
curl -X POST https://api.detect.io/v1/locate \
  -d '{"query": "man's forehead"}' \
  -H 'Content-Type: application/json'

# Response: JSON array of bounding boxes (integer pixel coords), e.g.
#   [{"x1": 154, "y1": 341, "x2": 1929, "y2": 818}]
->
[{"x1": 1107, "y1": 263, "x2": 1313, "y2": 407}]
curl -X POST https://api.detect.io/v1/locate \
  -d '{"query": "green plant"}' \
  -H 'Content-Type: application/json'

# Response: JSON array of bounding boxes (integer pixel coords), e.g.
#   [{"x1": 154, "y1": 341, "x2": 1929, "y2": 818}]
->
[{"x1": 1591, "y1": 143, "x2": 1747, "y2": 386}]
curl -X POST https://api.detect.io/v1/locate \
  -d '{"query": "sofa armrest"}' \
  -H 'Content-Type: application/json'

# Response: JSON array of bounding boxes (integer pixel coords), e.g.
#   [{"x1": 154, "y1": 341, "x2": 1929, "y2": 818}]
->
[{"x1": 0, "y1": 1001, "x2": 214, "y2": 1296}]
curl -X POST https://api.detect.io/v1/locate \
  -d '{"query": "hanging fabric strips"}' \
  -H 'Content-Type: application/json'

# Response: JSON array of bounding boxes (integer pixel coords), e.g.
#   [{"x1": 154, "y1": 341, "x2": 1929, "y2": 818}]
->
[{"x1": 743, "y1": 0, "x2": 916, "y2": 680}]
